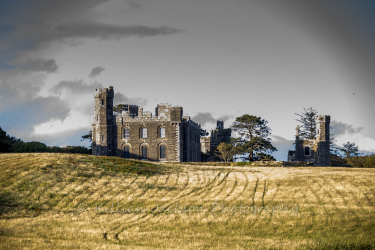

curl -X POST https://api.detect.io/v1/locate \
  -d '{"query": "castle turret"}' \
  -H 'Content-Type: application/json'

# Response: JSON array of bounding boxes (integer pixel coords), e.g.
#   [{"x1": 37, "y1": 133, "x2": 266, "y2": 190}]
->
[
  {"x1": 315, "y1": 115, "x2": 330, "y2": 166},
  {"x1": 92, "y1": 86, "x2": 114, "y2": 156}
]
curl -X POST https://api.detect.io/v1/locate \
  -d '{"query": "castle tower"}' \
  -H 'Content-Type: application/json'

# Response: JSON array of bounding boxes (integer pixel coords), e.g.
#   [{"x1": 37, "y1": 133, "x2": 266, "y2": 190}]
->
[
  {"x1": 315, "y1": 115, "x2": 330, "y2": 166},
  {"x1": 92, "y1": 86, "x2": 114, "y2": 156}
]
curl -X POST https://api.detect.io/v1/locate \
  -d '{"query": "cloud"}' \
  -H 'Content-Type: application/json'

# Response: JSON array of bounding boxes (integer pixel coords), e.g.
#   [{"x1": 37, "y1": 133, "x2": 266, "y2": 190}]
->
[
  {"x1": 0, "y1": 0, "x2": 184, "y2": 60},
  {"x1": 331, "y1": 120, "x2": 363, "y2": 137},
  {"x1": 269, "y1": 135, "x2": 294, "y2": 161},
  {"x1": 17, "y1": 58, "x2": 59, "y2": 73},
  {"x1": 114, "y1": 92, "x2": 147, "y2": 107},
  {"x1": 191, "y1": 112, "x2": 216, "y2": 126},
  {"x1": 191, "y1": 112, "x2": 232, "y2": 127},
  {"x1": 89, "y1": 66, "x2": 105, "y2": 78}
]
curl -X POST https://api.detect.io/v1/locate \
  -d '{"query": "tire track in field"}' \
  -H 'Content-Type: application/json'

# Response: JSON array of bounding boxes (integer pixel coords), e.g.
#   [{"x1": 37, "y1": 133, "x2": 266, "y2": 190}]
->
[
  {"x1": 105, "y1": 170, "x2": 227, "y2": 242},
  {"x1": 101, "y1": 171, "x2": 193, "y2": 240}
]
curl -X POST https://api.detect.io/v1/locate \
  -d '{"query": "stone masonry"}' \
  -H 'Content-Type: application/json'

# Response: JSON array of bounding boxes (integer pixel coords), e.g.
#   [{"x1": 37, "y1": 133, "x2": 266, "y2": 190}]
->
[
  {"x1": 288, "y1": 115, "x2": 330, "y2": 166},
  {"x1": 92, "y1": 86, "x2": 201, "y2": 162}
]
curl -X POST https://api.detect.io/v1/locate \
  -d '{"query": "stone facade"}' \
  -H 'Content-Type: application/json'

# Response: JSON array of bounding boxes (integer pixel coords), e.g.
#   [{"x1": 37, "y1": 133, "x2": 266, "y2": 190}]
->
[
  {"x1": 201, "y1": 121, "x2": 231, "y2": 158},
  {"x1": 92, "y1": 86, "x2": 201, "y2": 162},
  {"x1": 288, "y1": 115, "x2": 330, "y2": 166}
]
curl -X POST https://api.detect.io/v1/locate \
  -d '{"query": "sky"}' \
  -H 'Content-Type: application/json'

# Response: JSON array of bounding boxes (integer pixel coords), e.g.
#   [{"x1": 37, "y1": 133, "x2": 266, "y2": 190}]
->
[{"x1": 1, "y1": 0, "x2": 375, "y2": 160}]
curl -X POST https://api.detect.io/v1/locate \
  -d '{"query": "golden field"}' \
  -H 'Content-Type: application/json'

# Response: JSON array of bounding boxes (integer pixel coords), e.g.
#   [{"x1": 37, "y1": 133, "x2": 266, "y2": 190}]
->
[{"x1": 0, "y1": 153, "x2": 374, "y2": 249}]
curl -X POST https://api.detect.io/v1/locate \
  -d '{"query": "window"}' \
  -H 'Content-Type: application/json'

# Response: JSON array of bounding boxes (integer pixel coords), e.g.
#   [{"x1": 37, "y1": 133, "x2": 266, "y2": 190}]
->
[
  {"x1": 304, "y1": 146, "x2": 310, "y2": 156},
  {"x1": 141, "y1": 128, "x2": 147, "y2": 138},
  {"x1": 124, "y1": 146, "x2": 129, "y2": 158},
  {"x1": 102, "y1": 135, "x2": 104, "y2": 142},
  {"x1": 96, "y1": 115, "x2": 98, "y2": 122},
  {"x1": 160, "y1": 145, "x2": 166, "y2": 159},
  {"x1": 160, "y1": 127, "x2": 166, "y2": 138},
  {"x1": 101, "y1": 99, "x2": 104, "y2": 106},
  {"x1": 124, "y1": 129, "x2": 130, "y2": 139},
  {"x1": 142, "y1": 146, "x2": 147, "y2": 159}
]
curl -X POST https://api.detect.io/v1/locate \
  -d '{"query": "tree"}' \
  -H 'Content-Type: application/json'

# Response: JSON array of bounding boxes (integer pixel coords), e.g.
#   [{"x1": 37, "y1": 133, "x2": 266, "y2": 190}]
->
[
  {"x1": 296, "y1": 107, "x2": 338, "y2": 154},
  {"x1": 295, "y1": 107, "x2": 318, "y2": 140},
  {"x1": 339, "y1": 142, "x2": 359, "y2": 158},
  {"x1": 81, "y1": 130, "x2": 92, "y2": 142},
  {"x1": 200, "y1": 129, "x2": 209, "y2": 137},
  {"x1": 214, "y1": 142, "x2": 238, "y2": 162},
  {"x1": 113, "y1": 104, "x2": 129, "y2": 113},
  {"x1": 0, "y1": 127, "x2": 11, "y2": 153},
  {"x1": 231, "y1": 114, "x2": 277, "y2": 161}
]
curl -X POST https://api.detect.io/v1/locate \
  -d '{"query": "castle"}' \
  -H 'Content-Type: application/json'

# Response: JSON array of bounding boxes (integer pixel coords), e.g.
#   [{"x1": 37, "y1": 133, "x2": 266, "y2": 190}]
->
[
  {"x1": 92, "y1": 86, "x2": 201, "y2": 162},
  {"x1": 287, "y1": 115, "x2": 330, "y2": 166},
  {"x1": 201, "y1": 121, "x2": 231, "y2": 159}
]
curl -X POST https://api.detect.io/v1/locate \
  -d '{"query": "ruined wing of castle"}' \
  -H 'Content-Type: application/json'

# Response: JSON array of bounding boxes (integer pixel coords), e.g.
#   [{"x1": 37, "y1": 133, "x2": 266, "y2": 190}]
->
[
  {"x1": 92, "y1": 86, "x2": 202, "y2": 162},
  {"x1": 288, "y1": 115, "x2": 331, "y2": 166}
]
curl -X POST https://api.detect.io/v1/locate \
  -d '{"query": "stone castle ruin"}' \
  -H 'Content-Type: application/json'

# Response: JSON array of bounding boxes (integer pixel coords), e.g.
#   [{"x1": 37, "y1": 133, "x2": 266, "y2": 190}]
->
[
  {"x1": 92, "y1": 86, "x2": 201, "y2": 162},
  {"x1": 200, "y1": 121, "x2": 231, "y2": 158},
  {"x1": 288, "y1": 115, "x2": 330, "y2": 166}
]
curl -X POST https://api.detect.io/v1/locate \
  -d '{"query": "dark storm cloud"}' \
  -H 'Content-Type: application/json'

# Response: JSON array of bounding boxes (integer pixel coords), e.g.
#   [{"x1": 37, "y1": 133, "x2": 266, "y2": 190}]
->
[
  {"x1": 331, "y1": 120, "x2": 363, "y2": 136},
  {"x1": 89, "y1": 67, "x2": 105, "y2": 78},
  {"x1": 0, "y1": 0, "x2": 184, "y2": 60}
]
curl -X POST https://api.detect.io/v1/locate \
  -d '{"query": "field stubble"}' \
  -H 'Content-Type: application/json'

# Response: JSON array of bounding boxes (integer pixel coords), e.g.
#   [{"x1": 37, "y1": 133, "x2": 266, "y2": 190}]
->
[{"x1": 0, "y1": 153, "x2": 374, "y2": 249}]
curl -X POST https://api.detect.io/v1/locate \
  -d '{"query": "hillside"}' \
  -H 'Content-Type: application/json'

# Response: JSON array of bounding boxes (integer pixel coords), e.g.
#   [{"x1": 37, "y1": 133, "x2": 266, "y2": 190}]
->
[{"x1": 0, "y1": 153, "x2": 374, "y2": 249}]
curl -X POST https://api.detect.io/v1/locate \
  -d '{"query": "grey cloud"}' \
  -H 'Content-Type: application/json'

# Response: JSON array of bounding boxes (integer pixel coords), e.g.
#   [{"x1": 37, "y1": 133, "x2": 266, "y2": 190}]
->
[
  {"x1": 331, "y1": 120, "x2": 363, "y2": 136},
  {"x1": 0, "y1": 0, "x2": 184, "y2": 61},
  {"x1": 191, "y1": 112, "x2": 234, "y2": 127},
  {"x1": 50, "y1": 80, "x2": 103, "y2": 96},
  {"x1": 18, "y1": 58, "x2": 59, "y2": 73},
  {"x1": 124, "y1": 0, "x2": 142, "y2": 12},
  {"x1": 192, "y1": 112, "x2": 216, "y2": 127},
  {"x1": 217, "y1": 115, "x2": 233, "y2": 123},
  {"x1": 53, "y1": 22, "x2": 184, "y2": 40},
  {"x1": 114, "y1": 92, "x2": 147, "y2": 107},
  {"x1": 89, "y1": 66, "x2": 105, "y2": 78}
]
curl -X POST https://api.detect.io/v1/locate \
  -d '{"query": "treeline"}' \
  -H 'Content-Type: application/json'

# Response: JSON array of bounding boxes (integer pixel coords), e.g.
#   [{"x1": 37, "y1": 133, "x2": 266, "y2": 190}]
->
[
  {"x1": 0, "y1": 127, "x2": 91, "y2": 154},
  {"x1": 331, "y1": 154, "x2": 375, "y2": 168}
]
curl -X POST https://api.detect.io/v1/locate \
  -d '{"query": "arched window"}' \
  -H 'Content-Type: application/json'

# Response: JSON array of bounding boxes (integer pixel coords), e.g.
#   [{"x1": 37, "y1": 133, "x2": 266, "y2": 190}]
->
[
  {"x1": 141, "y1": 128, "x2": 148, "y2": 138},
  {"x1": 124, "y1": 128, "x2": 130, "y2": 139},
  {"x1": 304, "y1": 146, "x2": 310, "y2": 156},
  {"x1": 160, "y1": 127, "x2": 166, "y2": 138},
  {"x1": 160, "y1": 145, "x2": 166, "y2": 159},
  {"x1": 142, "y1": 146, "x2": 148, "y2": 159},
  {"x1": 124, "y1": 146, "x2": 130, "y2": 158}
]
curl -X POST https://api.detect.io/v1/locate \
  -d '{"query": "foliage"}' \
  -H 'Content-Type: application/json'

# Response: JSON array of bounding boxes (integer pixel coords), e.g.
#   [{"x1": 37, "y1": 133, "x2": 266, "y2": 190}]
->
[
  {"x1": 0, "y1": 127, "x2": 11, "y2": 153},
  {"x1": 11, "y1": 141, "x2": 47, "y2": 153},
  {"x1": 214, "y1": 142, "x2": 238, "y2": 162},
  {"x1": 113, "y1": 104, "x2": 130, "y2": 113},
  {"x1": 200, "y1": 129, "x2": 209, "y2": 137},
  {"x1": 255, "y1": 152, "x2": 276, "y2": 161},
  {"x1": 295, "y1": 107, "x2": 318, "y2": 140},
  {"x1": 330, "y1": 153, "x2": 347, "y2": 167},
  {"x1": 346, "y1": 154, "x2": 375, "y2": 168},
  {"x1": 231, "y1": 114, "x2": 277, "y2": 161},
  {"x1": 81, "y1": 130, "x2": 92, "y2": 142},
  {"x1": 339, "y1": 141, "x2": 359, "y2": 158}
]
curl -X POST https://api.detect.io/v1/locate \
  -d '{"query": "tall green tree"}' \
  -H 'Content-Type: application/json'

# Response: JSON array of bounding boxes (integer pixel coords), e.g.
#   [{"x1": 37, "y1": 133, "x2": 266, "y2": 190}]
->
[
  {"x1": 231, "y1": 114, "x2": 277, "y2": 161},
  {"x1": 0, "y1": 127, "x2": 11, "y2": 153},
  {"x1": 340, "y1": 141, "x2": 359, "y2": 158},
  {"x1": 295, "y1": 107, "x2": 318, "y2": 140}
]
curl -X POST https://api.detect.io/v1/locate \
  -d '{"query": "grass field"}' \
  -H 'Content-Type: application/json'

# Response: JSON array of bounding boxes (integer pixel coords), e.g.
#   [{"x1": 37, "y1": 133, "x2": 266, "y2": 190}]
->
[{"x1": 0, "y1": 153, "x2": 374, "y2": 249}]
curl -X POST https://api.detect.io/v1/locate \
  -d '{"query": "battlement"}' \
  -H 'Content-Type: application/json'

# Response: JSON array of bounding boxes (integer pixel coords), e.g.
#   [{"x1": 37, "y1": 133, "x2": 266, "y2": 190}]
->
[{"x1": 94, "y1": 86, "x2": 114, "y2": 98}]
